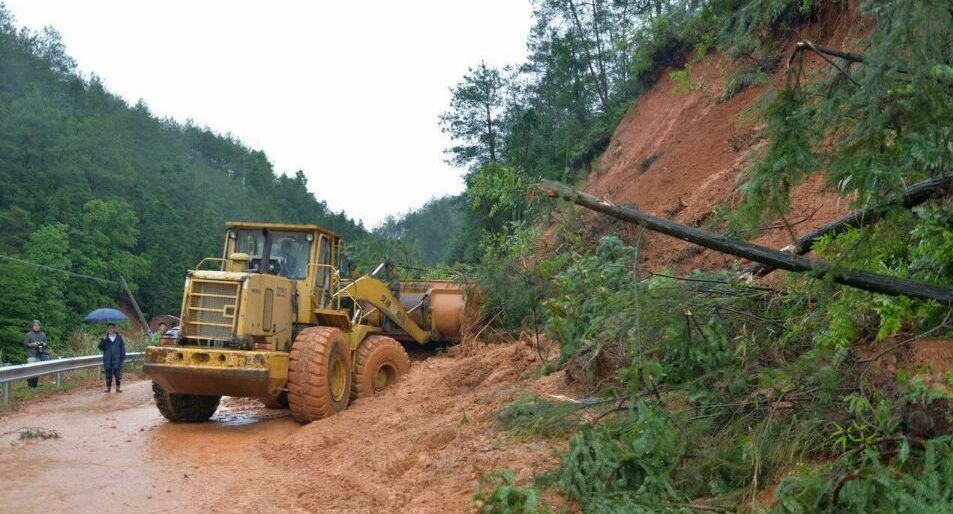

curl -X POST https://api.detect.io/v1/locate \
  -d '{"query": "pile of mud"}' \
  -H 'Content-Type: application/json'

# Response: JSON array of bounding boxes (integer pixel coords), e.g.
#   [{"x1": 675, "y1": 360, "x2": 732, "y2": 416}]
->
[{"x1": 256, "y1": 338, "x2": 574, "y2": 512}]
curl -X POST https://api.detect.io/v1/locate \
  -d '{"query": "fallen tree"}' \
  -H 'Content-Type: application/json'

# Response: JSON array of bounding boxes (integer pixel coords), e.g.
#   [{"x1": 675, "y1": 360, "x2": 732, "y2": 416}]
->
[
  {"x1": 536, "y1": 180, "x2": 953, "y2": 304},
  {"x1": 743, "y1": 172, "x2": 953, "y2": 277}
]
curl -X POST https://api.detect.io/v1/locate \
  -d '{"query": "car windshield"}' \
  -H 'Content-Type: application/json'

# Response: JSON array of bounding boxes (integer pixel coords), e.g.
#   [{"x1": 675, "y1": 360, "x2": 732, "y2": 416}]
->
[{"x1": 233, "y1": 230, "x2": 312, "y2": 279}]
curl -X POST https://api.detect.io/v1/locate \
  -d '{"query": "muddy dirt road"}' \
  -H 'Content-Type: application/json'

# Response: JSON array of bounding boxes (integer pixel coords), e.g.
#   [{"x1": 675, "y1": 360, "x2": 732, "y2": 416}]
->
[{"x1": 0, "y1": 341, "x2": 566, "y2": 513}]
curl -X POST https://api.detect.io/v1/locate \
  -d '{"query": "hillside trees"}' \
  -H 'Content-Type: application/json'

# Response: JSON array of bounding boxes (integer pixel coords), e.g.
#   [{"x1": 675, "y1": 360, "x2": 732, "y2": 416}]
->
[
  {"x1": 0, "y1": 6, "x2": 367, "y2": 360},
  {"x1": 439, "y1": 62, "x2": 508, "y2": 169},
  {"x1": 24, "y1": 223, "x2": 71, "y2": 349},
  {"x1": 67, "y1": 200, "x2": 148, "y2": 312},
  {"x1": 372, "y1": 196, "x2": 465, "y2": 267},
  {"x1": 441, "y1": 0, "x2": 709, "y2": 262}
]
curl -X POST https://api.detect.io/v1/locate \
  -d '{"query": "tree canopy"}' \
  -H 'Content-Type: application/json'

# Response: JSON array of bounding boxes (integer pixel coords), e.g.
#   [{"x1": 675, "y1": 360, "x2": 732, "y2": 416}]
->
[{"x1": 0, "y1": 6, "x2": 366, "y2": 360}]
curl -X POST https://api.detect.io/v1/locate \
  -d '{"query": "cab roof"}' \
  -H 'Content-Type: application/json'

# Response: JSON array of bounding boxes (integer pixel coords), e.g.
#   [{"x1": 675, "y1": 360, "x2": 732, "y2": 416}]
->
[{"x1": 225, "y1": 221, "x2": 341, "y2": 239}]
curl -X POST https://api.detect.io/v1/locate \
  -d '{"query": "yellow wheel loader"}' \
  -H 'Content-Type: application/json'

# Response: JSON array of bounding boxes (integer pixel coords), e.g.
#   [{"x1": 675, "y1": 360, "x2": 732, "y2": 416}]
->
[{"x1": 144, "y1": 222, "x2": 466, "y2": 424}]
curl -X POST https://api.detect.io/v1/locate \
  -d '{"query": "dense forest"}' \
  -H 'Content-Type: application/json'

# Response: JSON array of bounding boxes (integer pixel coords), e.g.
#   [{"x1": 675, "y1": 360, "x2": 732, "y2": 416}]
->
[
  {"x1": 0, "y1": 6, "x2": 378, "y2": 359},
  {"x1": 0, "y1": 4, "x2": 468, "y2": 361}
]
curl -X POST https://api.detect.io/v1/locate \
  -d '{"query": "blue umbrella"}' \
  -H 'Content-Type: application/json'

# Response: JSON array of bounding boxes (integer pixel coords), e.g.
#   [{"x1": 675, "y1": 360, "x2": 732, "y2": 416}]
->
[{"x1": 83, "y1": 308, "x2": 128, "y2": 323}]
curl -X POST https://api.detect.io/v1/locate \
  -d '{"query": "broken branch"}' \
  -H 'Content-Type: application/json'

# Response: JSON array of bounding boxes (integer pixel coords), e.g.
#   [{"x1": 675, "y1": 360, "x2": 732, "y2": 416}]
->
[
  {"x1": 742, "y1": 172, "x2": 953, "y2": 277},
  {"x1": 536, "y1": 180, "x2": 953, "y2": 304}
]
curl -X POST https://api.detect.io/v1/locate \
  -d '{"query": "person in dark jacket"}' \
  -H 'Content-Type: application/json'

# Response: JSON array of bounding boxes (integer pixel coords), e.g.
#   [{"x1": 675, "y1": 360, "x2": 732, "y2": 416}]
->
[
  {"x1": 23, "y1": 319, "x2": 48, "y2": 389},
  {"x1": 98, "y1": 323, "x2": 126, "y2": 393}
]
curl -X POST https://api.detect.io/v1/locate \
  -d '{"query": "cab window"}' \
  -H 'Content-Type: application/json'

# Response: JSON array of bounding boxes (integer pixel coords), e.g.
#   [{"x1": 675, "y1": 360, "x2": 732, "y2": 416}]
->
[{"x1": 233, "y1": 230, "x2": 312, "y2": 279}]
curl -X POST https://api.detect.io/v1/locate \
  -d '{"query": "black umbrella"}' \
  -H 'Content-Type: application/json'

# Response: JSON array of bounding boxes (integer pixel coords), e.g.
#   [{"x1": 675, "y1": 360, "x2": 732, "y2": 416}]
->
[{"x1": 83, "y1": 308, "x2": 128, "y2": 323}]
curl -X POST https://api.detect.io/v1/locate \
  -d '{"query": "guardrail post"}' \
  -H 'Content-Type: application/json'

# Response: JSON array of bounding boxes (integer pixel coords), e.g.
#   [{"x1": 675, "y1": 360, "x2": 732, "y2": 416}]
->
[
  {"x1": 96, "y1": 366, "x2": 101, "y2": 380},
  {"x1": 0, "y1": 353, "x2": 142, "y2": 404}
]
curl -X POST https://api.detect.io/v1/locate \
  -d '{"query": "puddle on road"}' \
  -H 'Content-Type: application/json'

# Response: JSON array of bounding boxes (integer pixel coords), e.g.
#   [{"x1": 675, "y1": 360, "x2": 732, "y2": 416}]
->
[{"x1": 210, "y1": 408, "x2": 289, "y2": 427}]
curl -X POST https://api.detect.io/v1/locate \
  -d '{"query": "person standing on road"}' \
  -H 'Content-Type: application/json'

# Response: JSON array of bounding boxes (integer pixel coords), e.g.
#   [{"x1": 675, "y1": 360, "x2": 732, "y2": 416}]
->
[
  {"x1": 22, "y1": 320, "x2": 48, "y2": 389},
  {"x1": 98, "y1": 323, "x2": 126, "y2": 393}
]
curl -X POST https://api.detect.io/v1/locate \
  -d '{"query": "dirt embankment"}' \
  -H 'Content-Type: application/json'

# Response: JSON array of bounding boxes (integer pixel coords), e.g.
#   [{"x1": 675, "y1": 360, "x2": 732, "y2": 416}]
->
[
  {"x1": 262, "y1": 339, "x2": 571, "y2": 512},
  {"x1": 553, "y1": 6, "x2": 869, "y2": 273},
  {"x1": 0, "y1": 339, "x2": 574, "y2": 514}
]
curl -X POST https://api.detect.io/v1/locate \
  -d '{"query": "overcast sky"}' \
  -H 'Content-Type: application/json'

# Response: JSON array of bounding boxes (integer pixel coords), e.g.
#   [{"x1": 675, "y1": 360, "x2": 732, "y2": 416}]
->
[{"x1": 3, "y1": 1, "x2": 533, "y2": 227}]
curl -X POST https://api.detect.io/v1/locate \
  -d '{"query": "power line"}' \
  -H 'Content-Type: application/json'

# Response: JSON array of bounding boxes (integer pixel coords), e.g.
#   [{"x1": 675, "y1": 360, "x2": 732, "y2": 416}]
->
[{"x1": 0, "y1": 254, "x2": 117, "y2": 285}]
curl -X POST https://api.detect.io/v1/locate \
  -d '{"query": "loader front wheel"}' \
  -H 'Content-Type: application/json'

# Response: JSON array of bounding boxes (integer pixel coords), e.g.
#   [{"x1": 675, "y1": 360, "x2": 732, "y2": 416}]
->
[
  {"x1": 152, "y1": 382, "x2": 220, "y2": 422},
  {"x1": 352, "y1": 335, "x2": 411, "y2": 400},
  {"x1": 287, "y1": 327, "x2": 352, "y2": 424}
]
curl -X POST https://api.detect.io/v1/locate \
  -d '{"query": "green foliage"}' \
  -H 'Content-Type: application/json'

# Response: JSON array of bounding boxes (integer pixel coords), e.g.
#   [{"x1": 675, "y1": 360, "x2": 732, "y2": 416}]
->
[
  {"x1": 773, "y1": 437, "x2": 953, "y2": 513},
  {"x1": 24, "y1": 223, "x2": 70, "y2": 351},
  {"x1": 713, "y1": 0, "x2": 817, "y2": 94},
  {"x1": 544, "y1": 235, "x2": 637, "y2": 364},
  {"x1": 470, "y1": 221, "x2": 543, "y2": 329},
  {"x1": 670, "y1": 65, "x2": 697, "y2": 95},
  {"x1": 0, "y1": 261, "x2": 37, "y2": 363},
  {"x1": 67, "y1": 199, "x2": 149, "y2": 312},
  {"x1": 467, "y1": 164, "x2": 530, "y2": 226},
  {"x1": 495, "y1": 234, "x2": 939, "y2": 511},
  {"x1": 473, "y1": 471, "x2": 547, "y2": 514},
  {"x1": 371, "y1": 196, "x2": 465, "y2": 268},
  {"x1": 805, "y1": 206, "x2": 953, "y2": 349},
  {"x1": 733, "y1": 88, "x2": 817, "y2": 234},
  {"x1": 558, "y1": 402, "x2": 682, "y2": 510},
  {"x1": 496, "y1": 394, "x2": 583, "y2": 438},
  {"x1": 440, "y1": 62, "x2": 508, "y2": 168}
]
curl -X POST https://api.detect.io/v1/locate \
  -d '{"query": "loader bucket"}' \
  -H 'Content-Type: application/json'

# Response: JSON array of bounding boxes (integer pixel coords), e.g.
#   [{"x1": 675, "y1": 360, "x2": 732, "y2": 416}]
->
[{"x1": 398, "y1": 280, "x2": 467, "y2": 342}]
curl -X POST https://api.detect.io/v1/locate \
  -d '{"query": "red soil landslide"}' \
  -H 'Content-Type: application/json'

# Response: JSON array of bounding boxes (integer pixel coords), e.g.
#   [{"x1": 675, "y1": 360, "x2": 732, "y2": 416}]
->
[
  {"x1": 565, "y1": 6, "x2": 869, "y2": 273},
  {"x1": 0, "y1": 340, "x2": 572, "y2": 514}
]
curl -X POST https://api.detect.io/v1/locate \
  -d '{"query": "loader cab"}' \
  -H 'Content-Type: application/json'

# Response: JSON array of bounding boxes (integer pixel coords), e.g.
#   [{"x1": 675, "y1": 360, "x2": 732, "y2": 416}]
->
[{"x1": 222, "y1": 222, "x2": 344, "y2": 318}]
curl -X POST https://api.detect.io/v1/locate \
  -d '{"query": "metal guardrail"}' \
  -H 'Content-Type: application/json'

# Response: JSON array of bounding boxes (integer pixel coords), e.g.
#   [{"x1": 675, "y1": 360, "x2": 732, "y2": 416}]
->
[{"x1": 0, "y1": 352, "x2": 144, "y2": 406}]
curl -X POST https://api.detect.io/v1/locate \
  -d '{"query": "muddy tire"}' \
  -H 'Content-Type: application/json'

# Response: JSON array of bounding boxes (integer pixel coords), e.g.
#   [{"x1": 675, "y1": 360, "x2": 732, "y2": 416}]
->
[
  {"x1": 351, "y1": 335, "x2": 411, "y2": 400},
  {"x1": 287, "y1": 327, "x2": 352, "y2": 424},
  {"x1": 152, "y1": 382, "x2": 220, "y2": 423},
  {"x1": 262, "y1": 391, "x2": 289, "y2": 409}
]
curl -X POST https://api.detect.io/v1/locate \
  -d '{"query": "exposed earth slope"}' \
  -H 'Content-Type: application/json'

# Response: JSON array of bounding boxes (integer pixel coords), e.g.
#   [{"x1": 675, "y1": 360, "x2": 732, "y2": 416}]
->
[{"x1": 568, "y1": 8, "x2": 868, "y2": 273}]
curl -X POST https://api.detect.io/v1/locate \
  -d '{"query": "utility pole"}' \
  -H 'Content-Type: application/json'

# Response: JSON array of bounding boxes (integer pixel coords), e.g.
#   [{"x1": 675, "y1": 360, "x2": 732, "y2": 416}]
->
[{"x1": 120, "y1": 276, "x2": 152, "y2": 337}]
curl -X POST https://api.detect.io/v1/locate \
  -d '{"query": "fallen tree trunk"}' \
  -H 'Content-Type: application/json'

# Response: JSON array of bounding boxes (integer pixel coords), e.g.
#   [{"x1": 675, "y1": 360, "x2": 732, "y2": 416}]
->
[
  {"x1": 536, "y1": 180, "x2": 953, "y2": 304},
  {"x1": 792, "y1": 40, "x2": 866, "y2": 64},
  {"x1": 743, "y1": 172, "x2": 953, "y2": 277}
]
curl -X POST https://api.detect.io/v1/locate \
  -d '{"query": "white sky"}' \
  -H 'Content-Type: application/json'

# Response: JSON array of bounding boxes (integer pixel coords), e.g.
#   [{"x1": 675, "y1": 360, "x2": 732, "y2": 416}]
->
[{"x1": 2, "y1": 1, "x2": 533, "y2": 228}]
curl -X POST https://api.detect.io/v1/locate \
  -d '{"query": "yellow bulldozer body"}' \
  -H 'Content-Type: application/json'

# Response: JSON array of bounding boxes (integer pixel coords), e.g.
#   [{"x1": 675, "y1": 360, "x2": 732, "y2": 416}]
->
[
  {"x1": 143, "y1": 221, "x2": 466, "y2": 405},
  {"x1": 145, "y1": 346, "x2": 288, "y2": 398}
]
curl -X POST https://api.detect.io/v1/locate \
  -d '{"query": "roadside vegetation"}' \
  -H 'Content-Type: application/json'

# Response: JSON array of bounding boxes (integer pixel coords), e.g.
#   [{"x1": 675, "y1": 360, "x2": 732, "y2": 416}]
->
[{"x1": 430, "y1": 0, "x2": 953, "y2": 512}]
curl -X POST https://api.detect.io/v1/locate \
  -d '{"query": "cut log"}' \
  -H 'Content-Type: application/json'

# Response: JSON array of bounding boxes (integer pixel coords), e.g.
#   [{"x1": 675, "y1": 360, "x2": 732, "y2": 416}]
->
[
  {"x1": 743, "y1": 172, "x2": 953, "y2": 277},
  {"x1": 536, "y1": 180, "x2": 953, "y2": 304}
]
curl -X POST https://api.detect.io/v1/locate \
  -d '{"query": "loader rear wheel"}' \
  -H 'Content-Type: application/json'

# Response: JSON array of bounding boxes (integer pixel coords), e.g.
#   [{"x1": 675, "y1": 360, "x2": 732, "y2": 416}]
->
[
  {"x1": 287, "y1": 327, "x2": 352, "y2": 424},
  {"x1": 351, "y1": 335, "x2": 410, "y2": 400},
  {"x1": 152, "y1": 382, "x2": 220, "y2": 423}
]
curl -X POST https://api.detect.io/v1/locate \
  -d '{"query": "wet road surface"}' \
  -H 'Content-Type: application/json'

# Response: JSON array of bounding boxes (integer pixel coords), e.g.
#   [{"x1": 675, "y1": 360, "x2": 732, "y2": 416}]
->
[{"x1": 0, "y1": 380, "x2": 298, "y2": 513}]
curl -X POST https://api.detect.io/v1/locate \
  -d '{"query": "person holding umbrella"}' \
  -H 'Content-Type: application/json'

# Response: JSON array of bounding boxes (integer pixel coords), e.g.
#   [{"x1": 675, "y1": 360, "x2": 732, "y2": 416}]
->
[
  {"x1": 98, "y1": 323, "x2": 126, "y2": 393},
  {"x1": 83, "y1": 307, "x2": 129, "y2": 393}
]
